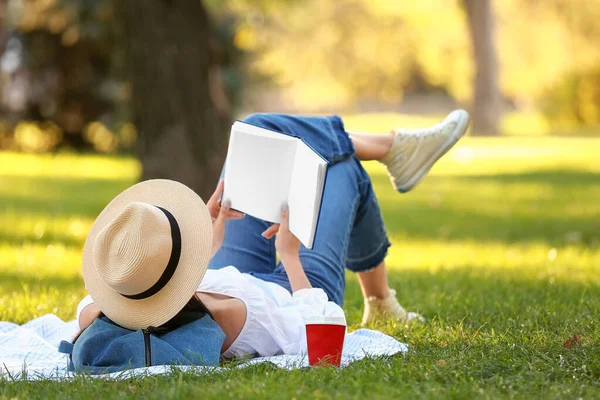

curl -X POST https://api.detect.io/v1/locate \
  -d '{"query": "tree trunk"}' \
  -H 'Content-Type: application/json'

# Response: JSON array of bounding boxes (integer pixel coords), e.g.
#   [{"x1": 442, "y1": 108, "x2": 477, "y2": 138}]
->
[
  {"x1": 463, "y1": 0, "x2": 501, "y2": 136},
  {"x1": 117, "y1": 0, "x2": 230, "y2": 200}
]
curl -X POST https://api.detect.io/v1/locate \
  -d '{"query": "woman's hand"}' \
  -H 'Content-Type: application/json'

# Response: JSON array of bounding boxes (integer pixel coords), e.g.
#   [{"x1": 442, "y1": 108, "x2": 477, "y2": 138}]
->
[
  {"x1": 261, "y1": 205, "x2": 301, "y2": 262},
  {"x1": 207, "y1": 180, "x2": 244, "y2": 256},
  {"x1": 262, "y1": 206, "x2": 310, "y2": 291}
]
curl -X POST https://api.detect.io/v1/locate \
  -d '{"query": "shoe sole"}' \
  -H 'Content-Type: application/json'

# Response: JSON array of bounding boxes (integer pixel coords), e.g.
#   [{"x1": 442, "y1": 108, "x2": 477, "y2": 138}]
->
[{"x1": 396, "y1": 110, "x2": 470, "y2": 193}]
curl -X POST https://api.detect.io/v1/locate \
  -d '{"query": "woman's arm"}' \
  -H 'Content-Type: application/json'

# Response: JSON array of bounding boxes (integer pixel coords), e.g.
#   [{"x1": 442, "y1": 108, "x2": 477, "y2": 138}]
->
[
  {"x1": 280, "y1": 254, "x2": 312, "y2": 292},
  {"x1": 262, "y1": 206, "x2": 312, "y2": 292},
  {"x1": 244, "y1": 283, "x2": 344, "y2": 356},
  {"x1": 206, "y1": 180, "x2": 245, "y2": 257},
  {"x1": 78, "y1": 302, "x2": 102, "y2": 330}
]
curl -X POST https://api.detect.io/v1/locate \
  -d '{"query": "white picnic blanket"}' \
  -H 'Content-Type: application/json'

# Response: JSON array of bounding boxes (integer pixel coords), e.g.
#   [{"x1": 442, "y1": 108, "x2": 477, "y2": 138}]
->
[{"x1": 0, "y1": 314, "x2": 408, "y2": 381}]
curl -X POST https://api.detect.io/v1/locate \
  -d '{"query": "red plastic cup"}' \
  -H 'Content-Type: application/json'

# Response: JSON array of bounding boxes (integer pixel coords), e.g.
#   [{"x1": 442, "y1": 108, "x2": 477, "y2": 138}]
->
[{"x1": 305, "y1": 316, "x2": 346, "y2": 367}]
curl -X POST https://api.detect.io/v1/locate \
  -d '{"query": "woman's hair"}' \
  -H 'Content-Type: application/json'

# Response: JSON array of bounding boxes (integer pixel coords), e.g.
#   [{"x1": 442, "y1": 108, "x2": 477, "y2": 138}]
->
[
  {"x1": 159, "y1": 293, "x2": 213, "y2": 330},
  {"x1": 177, "y1": 293, "x2": 213, "y2": 318},
  {"x1": 72, "y1": 293, "x2": 212, "y2": 344}
]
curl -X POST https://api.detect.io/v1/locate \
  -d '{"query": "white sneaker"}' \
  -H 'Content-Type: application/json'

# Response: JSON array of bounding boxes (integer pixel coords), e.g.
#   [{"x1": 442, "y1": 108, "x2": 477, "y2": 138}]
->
[
  {"x1": 361, "y1": 288, "x2": 425, "y2": 326},
  {"x1": 380, "y1": 109, "x2": 470, "y2": 193}
]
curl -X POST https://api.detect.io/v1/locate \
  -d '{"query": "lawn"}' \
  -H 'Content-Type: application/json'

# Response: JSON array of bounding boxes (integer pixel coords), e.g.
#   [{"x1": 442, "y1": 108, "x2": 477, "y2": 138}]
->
[{"x1": 1, "y1": 135, "x2": 599, "y2": 399}]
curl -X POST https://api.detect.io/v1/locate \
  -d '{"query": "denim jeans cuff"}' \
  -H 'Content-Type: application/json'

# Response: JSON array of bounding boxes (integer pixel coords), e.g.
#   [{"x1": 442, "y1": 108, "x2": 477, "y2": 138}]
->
[{"x1": 345, "y1": 240, "x2": 391, "y2": 273}]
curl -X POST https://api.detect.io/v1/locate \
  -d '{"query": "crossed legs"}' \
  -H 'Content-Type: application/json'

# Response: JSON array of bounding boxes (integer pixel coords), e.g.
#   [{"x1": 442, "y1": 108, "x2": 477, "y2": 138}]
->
[{"x1": 211, "y1": 111, "x2": 469, "y2": 324}]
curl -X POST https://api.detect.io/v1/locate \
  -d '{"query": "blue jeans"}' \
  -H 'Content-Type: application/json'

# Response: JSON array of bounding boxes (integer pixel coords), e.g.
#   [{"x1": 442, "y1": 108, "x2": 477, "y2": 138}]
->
[{"x1": 208, "y1": 114, "x2": 391, "y2": 306}]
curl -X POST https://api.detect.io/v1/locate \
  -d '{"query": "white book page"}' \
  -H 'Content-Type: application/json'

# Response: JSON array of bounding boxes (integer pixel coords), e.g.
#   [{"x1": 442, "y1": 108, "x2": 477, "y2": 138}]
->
[
  {"x1": 223, "y1": 128, "x2": 297, "y2": 223},
  {"x1": 287, "y1": 140, "x2": 327, "y2": 249}
]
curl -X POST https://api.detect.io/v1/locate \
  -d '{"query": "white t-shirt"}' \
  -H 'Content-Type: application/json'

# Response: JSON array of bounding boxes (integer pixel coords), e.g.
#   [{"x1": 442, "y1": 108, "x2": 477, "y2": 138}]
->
[{"x1": 76, "y1": 266, "x2": 345, "y2": 359}]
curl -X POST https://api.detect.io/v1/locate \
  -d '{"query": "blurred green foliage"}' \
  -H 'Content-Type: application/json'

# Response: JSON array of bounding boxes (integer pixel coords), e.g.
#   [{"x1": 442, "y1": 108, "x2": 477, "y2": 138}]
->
[
  {"x1": 1, "y1": 0, "x2": 599, "y2": 154},
  {"x1": 2, "y1": 0, "x2": 248, "y2": 152},
  {"x1": 541, "y1": 67, "x2": 600, "y2": 130},
  {"x1": 212, "y1": 0, "x2": 600, "y2": 113}
]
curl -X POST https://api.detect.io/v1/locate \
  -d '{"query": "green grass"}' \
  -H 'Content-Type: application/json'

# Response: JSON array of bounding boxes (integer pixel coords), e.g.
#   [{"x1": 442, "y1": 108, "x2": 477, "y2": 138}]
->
[{"x1": 1, "y1": 135, "x2": 600, "y2": 399}]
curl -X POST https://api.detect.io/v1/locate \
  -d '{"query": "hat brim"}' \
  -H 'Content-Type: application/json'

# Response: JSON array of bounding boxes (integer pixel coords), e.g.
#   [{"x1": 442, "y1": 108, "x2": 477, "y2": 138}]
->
[{"x1": 82, "y1": 179, "x2": 213, "y2": 330}]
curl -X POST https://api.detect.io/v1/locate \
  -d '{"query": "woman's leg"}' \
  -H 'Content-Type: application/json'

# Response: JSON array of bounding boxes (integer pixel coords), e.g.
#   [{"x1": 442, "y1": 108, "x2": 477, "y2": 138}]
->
[
  {"x1": 213, "y1": 112, "x2": 463, "y2": 316},
  {"x1": 209, "y1": 112, "x2": 355, "y2": 281},
  {"x1": 340, "y1": 162, "x2": 424, "y2": 325},
  {"x1": 356, "y1": 261, "x2": 424, "y2": 326},
  {"x1": 347, "y1": 110, "x2": 471, "y2": 193},
  {"x1": 208, "y1": 214, "x2": 277, "y2": 275},
  {"x1": 355, "y1": 261, "x2": 390, "y2": 299},
  {"x1": 252, "y1": 156, "x2": 370, "y2": 305},
  {"x1": 347, "y1": 131, "x2": 393, "y2": 161}
]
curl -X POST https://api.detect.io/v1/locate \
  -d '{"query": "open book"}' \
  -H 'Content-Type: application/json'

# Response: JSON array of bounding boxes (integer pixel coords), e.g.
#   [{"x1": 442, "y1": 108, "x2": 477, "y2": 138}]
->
[{"x1": 222, "y1": 121, "x2": 328, "y2": 249}]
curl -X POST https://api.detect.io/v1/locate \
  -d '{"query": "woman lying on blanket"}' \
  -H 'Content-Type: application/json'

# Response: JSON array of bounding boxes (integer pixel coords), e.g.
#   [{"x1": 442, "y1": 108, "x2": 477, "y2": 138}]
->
[{"x1": 74, "y1": 111, "x2": 470, "y2": 365}]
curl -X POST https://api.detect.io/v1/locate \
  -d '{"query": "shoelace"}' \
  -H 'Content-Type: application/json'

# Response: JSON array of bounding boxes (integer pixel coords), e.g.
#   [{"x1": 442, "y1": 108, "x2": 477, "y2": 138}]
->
[
  {"x1": 395, "y1": 121, "x2": 448, "y2": 141},
  {"x1": 389, "y1": 121, "x2": 456, "y2": 166},
  {"x1": 366, "y1": 291, "x2": 409, "y2": 317},
  {"x1": 388, "y1": 133, "x2": 424, "y2": 166}
]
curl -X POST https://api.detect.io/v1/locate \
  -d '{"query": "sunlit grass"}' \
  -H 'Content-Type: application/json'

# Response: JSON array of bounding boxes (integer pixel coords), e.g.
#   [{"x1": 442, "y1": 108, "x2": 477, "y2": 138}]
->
[
  {"x1": 0, "y1": 152, "x2": 140, "y2": 179},
  {"x1": 1, "y1": 135, "x2": 599, "y2": 398}
]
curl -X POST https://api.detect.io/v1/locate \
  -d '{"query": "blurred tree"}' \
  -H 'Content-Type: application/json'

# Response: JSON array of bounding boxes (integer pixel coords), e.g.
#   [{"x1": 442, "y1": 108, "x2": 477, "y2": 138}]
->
[
  {"x1": 528, "y1": 0, "x2": 600, "y2": 130},
  {"x1": 227, "y1": 1, "x2": 426, "y2": 111},
  {"x1": 541, "y1": 67, "x2": 600, "y2": 130},
  {"x1": 2, "y1": 0, "x2": 119, "y2": 151},
  {"x1": 226, "y1": 1, "x2": 476, "y2": 113},
  {"x1": 3, "y1": 0, "x2": 599, "y2": 157},
  {"x1": 463, "y1": 0, "x2": 500, "y2": 136},
  {"x1": 0, "y1": 0, "x2": 5, "y2": 56},
  {"x1": 116, "y1": 0, "x2": 231, "y2": 199}
]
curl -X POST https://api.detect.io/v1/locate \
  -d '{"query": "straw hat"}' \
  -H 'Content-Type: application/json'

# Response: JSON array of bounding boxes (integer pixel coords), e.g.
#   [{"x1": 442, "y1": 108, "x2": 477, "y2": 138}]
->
[{"x1": 82, "y1": 179, "x2": 213, "y2": 330}]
